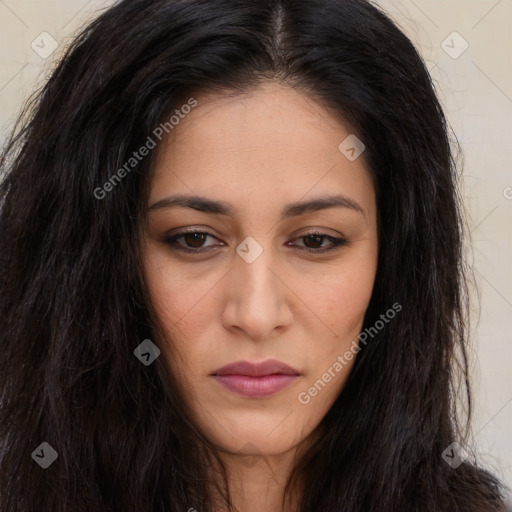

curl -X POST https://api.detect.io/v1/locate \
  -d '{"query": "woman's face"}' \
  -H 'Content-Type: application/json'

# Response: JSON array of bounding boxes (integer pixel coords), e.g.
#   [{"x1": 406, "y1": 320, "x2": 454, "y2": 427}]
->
[{"x1": 141, "y1": 82, "x2": 378, "y2": 459}]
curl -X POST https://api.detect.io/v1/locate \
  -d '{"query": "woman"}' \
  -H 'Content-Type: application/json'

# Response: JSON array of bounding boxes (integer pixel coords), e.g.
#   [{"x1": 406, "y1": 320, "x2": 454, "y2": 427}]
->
[{"x1": 0, "y1": 0, "x2": 509, "y2": 510}]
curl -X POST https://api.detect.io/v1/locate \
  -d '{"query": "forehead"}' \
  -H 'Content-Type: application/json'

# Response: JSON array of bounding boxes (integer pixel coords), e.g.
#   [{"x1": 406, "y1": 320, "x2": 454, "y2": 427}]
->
[
  {"x1": 154, "y1": 83, "x2": 352, "y2": 169},
  {"x1": 148, "y1": 82, "x2": 375, "y2": 219}
]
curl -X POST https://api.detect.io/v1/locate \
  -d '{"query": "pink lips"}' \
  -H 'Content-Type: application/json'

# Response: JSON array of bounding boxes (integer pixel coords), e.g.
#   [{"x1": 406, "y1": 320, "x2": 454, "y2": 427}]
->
[{"x1": 211, "y1": 359, "x2": 300, "y2": 397}]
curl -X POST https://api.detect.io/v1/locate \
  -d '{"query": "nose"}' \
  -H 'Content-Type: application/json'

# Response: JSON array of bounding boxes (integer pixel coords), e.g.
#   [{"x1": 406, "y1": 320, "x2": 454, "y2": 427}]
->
[{"x1": 221, "y1": 242, "x2": 293, "y2": 341}]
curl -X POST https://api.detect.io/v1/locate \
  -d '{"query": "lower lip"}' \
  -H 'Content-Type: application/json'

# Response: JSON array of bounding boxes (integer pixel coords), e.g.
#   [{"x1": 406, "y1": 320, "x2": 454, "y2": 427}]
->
[{"x1": 212, "y1": 374, "x2": 298, "y2": 397}]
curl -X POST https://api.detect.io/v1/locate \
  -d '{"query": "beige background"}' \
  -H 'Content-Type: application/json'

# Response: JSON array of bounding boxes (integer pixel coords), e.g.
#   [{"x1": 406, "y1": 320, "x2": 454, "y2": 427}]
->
[{"x1": 1, "y1": 0, "x2": 511, "y2": 489}]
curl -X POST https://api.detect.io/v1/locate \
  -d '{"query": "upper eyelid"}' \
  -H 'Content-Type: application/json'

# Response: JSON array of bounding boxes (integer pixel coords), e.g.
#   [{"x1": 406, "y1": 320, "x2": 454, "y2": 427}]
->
[
  {"x1": 164, "y1": 229, "x2": 347, "y2": 250},
  {"x1": 166, "y1": 228, "x2": 343, "y2": 241}
]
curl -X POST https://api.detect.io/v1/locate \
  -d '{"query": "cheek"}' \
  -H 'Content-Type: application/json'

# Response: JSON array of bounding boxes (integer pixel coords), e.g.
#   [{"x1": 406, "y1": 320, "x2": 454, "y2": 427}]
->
[
  {"x1": 312, "y1": 258, "x2": 377, "y2": 336},
  {"x1": 143, "y1": 251, "x2": 215, "y2": 327},
  {"x1": 303, "y1": 253, "x2": 377, "y2": 381},
  {"x1": 300, "y1": 275, "x2": 373, "y2": 412},
  {"x1": 334, "y1": 275, "x2": 374, "y2": 333},
  {"x1": 141, "y1": 253, "x2": 217, "y2": 374}
]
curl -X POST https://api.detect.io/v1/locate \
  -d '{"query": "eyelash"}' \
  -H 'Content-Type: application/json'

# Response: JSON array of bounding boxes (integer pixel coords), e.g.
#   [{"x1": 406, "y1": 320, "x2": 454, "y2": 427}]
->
[{"x1": 163, "y1": 230, "x2": 349, "y2": 254}]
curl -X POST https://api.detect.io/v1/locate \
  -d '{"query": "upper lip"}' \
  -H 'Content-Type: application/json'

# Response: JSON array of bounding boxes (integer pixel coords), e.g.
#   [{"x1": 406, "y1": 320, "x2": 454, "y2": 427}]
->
[{"x1": 211, "y1": 359, "x2": 300, "y2": 377}]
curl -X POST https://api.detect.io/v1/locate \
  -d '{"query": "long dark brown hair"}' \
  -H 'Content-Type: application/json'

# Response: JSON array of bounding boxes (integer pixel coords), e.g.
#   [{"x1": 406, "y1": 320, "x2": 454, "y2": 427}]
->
[{"x1": 0, "y1": 0, "x2": 509, "y2": 510}]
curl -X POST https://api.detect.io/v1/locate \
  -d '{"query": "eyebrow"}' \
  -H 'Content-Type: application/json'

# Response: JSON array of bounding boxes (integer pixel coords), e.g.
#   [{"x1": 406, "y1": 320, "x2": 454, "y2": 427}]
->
[{"x1": 147, "y1": 193, "x2": 366, "y2": 221}]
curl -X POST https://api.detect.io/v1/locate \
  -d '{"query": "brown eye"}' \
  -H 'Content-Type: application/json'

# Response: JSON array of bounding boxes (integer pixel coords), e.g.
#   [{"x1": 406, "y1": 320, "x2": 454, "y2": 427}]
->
[
  {"x1": 289, "y1": 232, "x2": 349, "y2": 254},
  {"x1": 164, "y1": 230, "x2": 347, "y2": 255},
  {"x1": 182, "y1": 232, "x2": 208, "y2": 248},
  {"x1": 164, "y1": 231, "x2": 221, "y2": 253},
  {"x1": 302, "y1": 234, "x2": 326, "y2": 249}
]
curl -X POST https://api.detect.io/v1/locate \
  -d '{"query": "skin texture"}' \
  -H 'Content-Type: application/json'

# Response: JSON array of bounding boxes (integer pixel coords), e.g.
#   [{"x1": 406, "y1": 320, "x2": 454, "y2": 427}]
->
[{"x1": 140, "y1": 81, "x2": 378, "y2": 512}]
